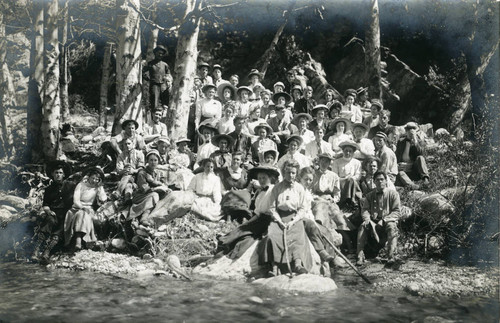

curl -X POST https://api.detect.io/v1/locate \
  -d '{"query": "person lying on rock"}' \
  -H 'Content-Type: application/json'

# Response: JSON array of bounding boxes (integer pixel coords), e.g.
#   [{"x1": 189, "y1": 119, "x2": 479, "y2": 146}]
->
[
  {"x1": 64, "y1": 166, "x2": 107, "y2": 251},
  {"x1": 217, "y1": 165, "x2": 279, "y2": 258},
  {"x1": 33, "y1": 161, "x2": 74, "y2": 262},
  {"x1": 128, "y1": 150, "x2": 170, "y2": 226},
  {"x1": 356, "y1": 171, "x2": 401, "y2": 266},
  {"x1": 112, "y1": 137, "x2": 145, "y2": 204},
  {"x1": 188, "y1": 158, "x2": 223, "y2": 222},
  {"x1": 258, "y1": 160, "x2": 312, "y2": 276},
  {"x1": 395, "y1": 122, "x2": 431, "y2": 189}
]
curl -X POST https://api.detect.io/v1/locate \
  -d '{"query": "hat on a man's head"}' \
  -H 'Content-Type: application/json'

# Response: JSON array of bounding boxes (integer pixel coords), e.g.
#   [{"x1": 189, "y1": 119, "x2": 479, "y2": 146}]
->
[
  {"x1": 352, "y1": 123, "x2": 369, "y2": 133},
  {"x1": 237, "y1": 86, "x2": 253, "y2": 96},
  {"x1": 248, "y1": 69, "x2": 261, "y2": 79},
  {"x1": 46, "y1": 160, "x2": 72, "y2": 178},
  {"x1": 405, "y1": 122, "x2": 419, "y2": 131},
  {"x1": 273, "y1": 82, "x2": 285, "y2": 89},
  {"x1": 291, "y1": 85, "x2": 303, "y2": 94},
  {"x1": 212, "y1": 64, "x2": 222, "y2": 72},
  {"x1": 198, "y1": 61, "x2": 210, "y2": 69},
  {"x1": 121, "y1": 119, "x2": 139, "y2": 130},
  {"x1": 286, "y1": 135, "x2": 304, "y2": 147},
  {"x1": 311, "y1": 104, "x2": 329, "y2": 117},
  {"x1": 153, "y1": 45, "x2": 167, "y2": 54},
  {"x1": 339, "y1": 140, "x2": 359, "y2": 151}
]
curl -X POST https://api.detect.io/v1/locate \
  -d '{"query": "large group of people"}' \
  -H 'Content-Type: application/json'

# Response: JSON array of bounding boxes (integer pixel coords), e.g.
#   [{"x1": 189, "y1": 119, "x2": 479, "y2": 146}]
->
[{"x1": 35, "y1": 50, "x2": 433, "y2": 276}]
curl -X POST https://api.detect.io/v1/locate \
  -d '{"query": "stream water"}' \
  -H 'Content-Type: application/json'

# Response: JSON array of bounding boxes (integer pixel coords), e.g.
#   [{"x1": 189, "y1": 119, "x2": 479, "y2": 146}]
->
[{"x1": 0, "y1": 262, "x2": 497, "y2": 322}]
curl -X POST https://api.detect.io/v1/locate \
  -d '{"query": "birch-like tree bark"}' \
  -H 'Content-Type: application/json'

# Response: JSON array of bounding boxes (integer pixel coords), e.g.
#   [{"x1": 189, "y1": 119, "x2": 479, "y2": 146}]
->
[
  {"x1": 99, "y1": 42, "x2": 113, "y2": 128},
  {"x1": 113, "y1": 0, "x2": 143, "y2": 135},
  {"x1": 41, "y1": 0, "x2": 61, "y2": 161},
  {"x1": 167, "y1": 0, "x2": 203, "y2": 140},
  {"x1": 60, "y1": 0, "x2": 70, "y2": 123},
  {"x1": 364, "y1": 0, "x2": 382, "y2": 100},
  {"x1": 0, "y1": 11, "x2": 15, "y2": 160},
  {"x1": 26, "y1": 1, "x2": 44, "y2": 162}
]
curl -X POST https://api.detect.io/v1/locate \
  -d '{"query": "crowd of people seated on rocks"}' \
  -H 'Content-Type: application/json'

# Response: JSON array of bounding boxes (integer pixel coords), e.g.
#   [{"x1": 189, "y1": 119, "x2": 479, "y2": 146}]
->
[{"x1": 35, "y1": 55, "x2": 432, "y2": 275}]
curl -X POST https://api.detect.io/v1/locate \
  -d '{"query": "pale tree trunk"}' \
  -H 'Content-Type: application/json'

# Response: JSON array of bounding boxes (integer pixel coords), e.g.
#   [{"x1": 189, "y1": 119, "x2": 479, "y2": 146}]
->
[
  {"x1": 167, "y1": 0, "x2": 203, "y2": 140},
  {"x1": 99, "y1": 42, "x2": 113, "y2": 129},
  {"x1": 26, "y1": 1, "x2": 44, "y2": 163},
  {"x1": 60, "y1": 0, "x2": 70, "y2": 123},
  {"x1": 146, "y1": 0, "x2": 159, "y2": 62},
  {"x1": 257, "y1": 0, "x2": 296, "y2": 79},
  {"x1": 41, "y1": 0, "x2": 61, "y2": 161},
  {"x1": 364, "y1": 0, "x2": 382, "y2": 100},
  {"x1": 113, "y1": 0, "x2": 143, "y2": 136},
  {"x1": 0, "y1": 11, "x2": 15, "y2": 160},
  {"x1": 143, "y1": 0, "x2": 158, "y2": 123}
]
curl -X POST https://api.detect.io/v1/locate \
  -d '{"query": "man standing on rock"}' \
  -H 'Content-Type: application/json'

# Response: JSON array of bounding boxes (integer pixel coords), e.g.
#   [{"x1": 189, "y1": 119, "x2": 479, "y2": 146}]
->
[
  {"x1": 356, "y1": 171, "x2": 401, "y2": 266},
  {"x1": 143, "y1": 45, "x2": 171, "y2": 116}
]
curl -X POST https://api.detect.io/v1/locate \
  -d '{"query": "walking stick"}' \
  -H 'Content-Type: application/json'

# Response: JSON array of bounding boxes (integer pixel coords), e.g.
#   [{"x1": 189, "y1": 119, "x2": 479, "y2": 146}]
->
[
  {"x1": 322, "y1": 235, "x2": 372, "y2": 284},
  {"x1": 283, "y1": 226, "x2": 293, "y2": 276}
]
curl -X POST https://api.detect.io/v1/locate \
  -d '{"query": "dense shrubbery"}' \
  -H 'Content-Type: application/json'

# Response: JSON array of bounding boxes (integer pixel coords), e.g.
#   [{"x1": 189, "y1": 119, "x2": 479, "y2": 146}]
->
[{"x1": 398, "y1": 112, "x2": 499, "y2": 265}]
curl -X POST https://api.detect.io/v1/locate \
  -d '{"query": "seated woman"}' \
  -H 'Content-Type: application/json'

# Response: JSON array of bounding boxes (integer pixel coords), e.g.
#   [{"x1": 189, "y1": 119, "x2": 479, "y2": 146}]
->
[
  {"x1": 327, "y1": 118, "x2": 352, "y2": 158},
  {"x1": 218, "y1": 165, "x2": 279, "y2": 259},
  {"x1": 217, "y1": 82, "x2": 237, "y2": 106},
  {"x1": 128, "y1": 150, "x2": 170, "y2": 225},
  {"x1": 64, "y1": 166, "x2": 107, "y2": 251},
  {"x1": 331, "y1": 140, "x2": 362, "y2": 208},
  {"x1": 258, "y1": 160, "x2": 313, "y2": 276},
  {"x1": 188, "y1": 158, "x2": 223, "y2": 222},
  {"x1": 309, "y1": 104, "x2": 330, "y2": 133},
  {"x1": 195, "y1": 119, "x2": 219, "y2": 168},
  {"x1": 217, "y1": 102, "x2": 236, "y2": 135},
  {"x1": 276, "y1": 135, "x2": 311, "y2": 171},
  {"x1": 292, "y1": 113, "x2": 315, "y2": 150},
  {"x1": 251, "y1": 123, "x2": 278, "y2": 164},
  {"x1": 209, "y1": 134, "x2": 233, "y2": 173},
  {"x1": 219, "y1": 151, "x2": 249, "y2": 191},
  {"x1": 246, "y1": 104, "x2": 266, "y2": 136},
  {"x1": 298, "y1": 167, "x2": 345, "y2": 271},
  {"x1": 33, "y1": 161, "x2": 74, "y2": 261},
  {"x1": 167, "y1": 138, "x2": 195, "y2": 190}
]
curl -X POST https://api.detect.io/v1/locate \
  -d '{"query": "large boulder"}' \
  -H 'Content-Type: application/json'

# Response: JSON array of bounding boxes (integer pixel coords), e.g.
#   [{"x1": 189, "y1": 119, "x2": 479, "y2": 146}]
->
[
  {"x1": 253, "y1": 274, "x2": 337, "y2": 293},
  {"x1": 194, "y1": 239, "x2": 323, "y2": 281}
]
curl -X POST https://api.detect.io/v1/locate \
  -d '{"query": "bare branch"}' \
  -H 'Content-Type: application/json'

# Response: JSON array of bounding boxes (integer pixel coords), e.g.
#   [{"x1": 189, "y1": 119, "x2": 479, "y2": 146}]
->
[
  {"x1": 204, "y1": 1, "x2": 243, "y2": 10},
  {"x1": 127, "y1": 0, "x2": 179, "y2": 34}
]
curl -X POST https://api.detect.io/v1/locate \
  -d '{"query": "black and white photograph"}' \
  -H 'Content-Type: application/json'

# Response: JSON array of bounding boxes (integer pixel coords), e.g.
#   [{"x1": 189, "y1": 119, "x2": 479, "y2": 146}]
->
[{"x1": 0, "y1": 0, "x2": 498, "y2": 321}]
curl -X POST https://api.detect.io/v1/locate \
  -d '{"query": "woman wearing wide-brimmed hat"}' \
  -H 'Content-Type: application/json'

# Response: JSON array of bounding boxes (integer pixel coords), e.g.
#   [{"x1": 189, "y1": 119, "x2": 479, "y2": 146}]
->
[
  {"x1": 195, "y1": 83, "x2": 223, "y2": 131},
  {"x1": 276, "y1": 135, "x2": 311, "y2": 171},
  {"x1": 128, "y1": 150, "x2": 171, "y2": 225},
  {"x1": 64, "y1": 166, "x2": 107, "y2": 251},
  {"x1": 309, "y1": 104, "x2": 330, "y2": 133},
  {"x1": 327, "y1": 117, "x2": 353, "y2": 158},
  {"x1": 247, "y1": 103, "x2": 267, "y2": 136},
  {"x1": 195, "y1": 118, "x2": 219, "y2": 167},
  {"x1": 331, "y1": 140, "x2": 362, "y2": 207},
  {"x1": 235, "y1": 86, "x2": 253, "y2": 117},
  {"x1": 251, "y1": 122, "x2": 278, "y2": 164},
  {"x1": 168, "y1": 138, "x2": 195, "y2": 190},
  {"x1": 351, "y1": 122, "x2": 375, "y2": 161},
  {"x1": 292, "y1": 113, "x2": 315, "y2": 149},
  {"x1": 210, "y1": 134, "x2": 234, "y2": 171},
  {"x1": 217, "y1": 82, "x2": 236, "y2": 105}
]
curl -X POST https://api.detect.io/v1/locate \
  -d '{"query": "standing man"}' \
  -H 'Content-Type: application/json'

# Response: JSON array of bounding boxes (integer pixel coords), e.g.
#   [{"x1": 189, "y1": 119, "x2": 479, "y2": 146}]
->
[
  {"x1": 212, "y1": 64, "x2": 227, "y2": 88},
  {"x1": 143, "y1": 45, "x2": 171, "y2": 115},
  {"x1": 368, "y1": 109, "x2": 394, "y2": 139},
  {"x1": 373, "y1": 132, "x2": 398, "y2": 183},
  {"x1": 356, "y1": 171, "x2": 400, "y2": 265},
  {"x1": 198, "y1": 62, "x2": 213, "y2": 87},
  {"x1": 228, "y1": 116, "x2": 252, "y2": 162}
]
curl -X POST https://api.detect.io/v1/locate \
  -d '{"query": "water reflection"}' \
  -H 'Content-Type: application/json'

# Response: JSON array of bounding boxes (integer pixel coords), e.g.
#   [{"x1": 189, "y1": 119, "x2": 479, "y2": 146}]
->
[{"x1": 0, "y1": 262, "x2": 497, "y2": 322}]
